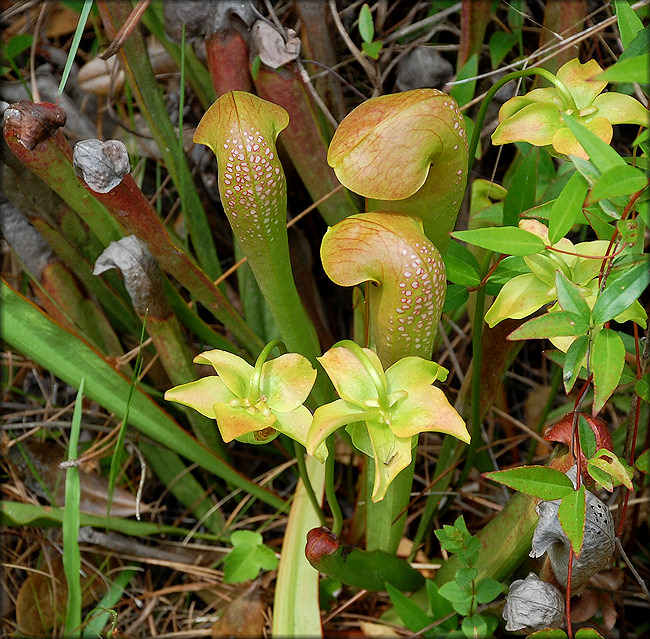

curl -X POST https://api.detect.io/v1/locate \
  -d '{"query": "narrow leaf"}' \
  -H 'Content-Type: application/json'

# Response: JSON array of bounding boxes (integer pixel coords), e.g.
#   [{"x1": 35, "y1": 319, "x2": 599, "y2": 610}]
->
[
  {"x1": 591, "y1": 329, "x2": 626, "y2": 414},
  {"x1": 561, "y1": 113, "x2": 626, "y2": 172},
  {"x1": 563, "y1": 334, "x2": 589, "y2": 393},
  {"x1": 578, "y1": 414, "x2": 597, "y2": 459},
  {"x1": 558, "y1": 485, "x2": 586, "y2": 556},
  {"x1": 484, "y1": 466, "x2": 574, "y2": 500},
  {"x1": 503, "y1": 148, "x2": 538, "y2": 226},
  {"x1": 358, "y1": 4, "x2": 375, "y2": 43},
  {"x1": 592, "y1": 258, "x2": 650, "y2": 324},
  {"x1": 555, "y1": 270, "x2": 591, "y2": 319},
  {"x1": 597, "y1": 52, "x2": 650, "y2": 84},
  {"x1": 589, "y1": 165, "x2": 649, "y2": 203},
  {"x1": 615, "y1": 0, "x2": 644, "y2": 47},
  {"x1": 635, "y1": 371, "x2": 650, "y2": 403},
  {"x1": 451, "y1": 227, "x2": 546, "y2": 255},
  {"x1": 549, "y1": 172, "x2": 588, "y2": 243},
  {"x1": 507, "y1": 310, "x2": 590, "y2": 341},
  {"x1": 589, "y1": 449, "x2": 634, "y2": 490},
  {"x1": 386, "y1": 583, "x2": 433, "y2": 631}
]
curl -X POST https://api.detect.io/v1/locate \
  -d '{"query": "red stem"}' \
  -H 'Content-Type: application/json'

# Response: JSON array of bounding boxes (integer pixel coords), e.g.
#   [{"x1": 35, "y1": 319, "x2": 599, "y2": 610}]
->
[{"x1": 566, "y1": 547, "x2": 574, "y2": 638}]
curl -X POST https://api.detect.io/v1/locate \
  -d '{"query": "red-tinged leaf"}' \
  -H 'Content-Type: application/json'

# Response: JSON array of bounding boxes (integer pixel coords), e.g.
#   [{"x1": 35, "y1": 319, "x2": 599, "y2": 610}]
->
[
  {"x1": 591, "y1": 329, "x2": 626, "y2": 415},
  {"x1": 507, "y1": 310, "x2": 590, "y2": 341},
  {"x1": 527, "y1": 630, "x2": 567, "y2": 639},
  {"x1": 588, "y1": 449, "x2": 634, "y2": 490},
  {"x1": 549, "y1": 172, "x2": 588, "y2": 243},
  {"x1": 483, "y1": 466, "x2": 574, "y2": 500},
  {"x1": 575, "y1": 627, "x2": 607, "y2": 638},
  {"x1": 451, "y1": 227, "x2": 546, "y2": 255},
  {"x1": 558, "y1": 484, "x2": 586, "y2": 556}
]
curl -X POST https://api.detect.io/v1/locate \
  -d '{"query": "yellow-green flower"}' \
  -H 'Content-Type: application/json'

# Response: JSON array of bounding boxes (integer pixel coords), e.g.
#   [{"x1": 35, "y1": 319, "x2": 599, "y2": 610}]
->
[
  {"x1": 492, "y1": 59, "x2": 649, "y2": 159},
  {"x1": 306, "y1": 343, "x2": 469, "y2": 501},
  {"x1": 165, "y1": 348, "x2": 325, "y2": 459}
]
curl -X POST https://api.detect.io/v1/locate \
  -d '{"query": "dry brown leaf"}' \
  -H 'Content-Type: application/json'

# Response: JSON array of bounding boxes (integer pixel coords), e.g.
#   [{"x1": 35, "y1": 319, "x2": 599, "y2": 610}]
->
[
  {"x1": 16, "y1": 565, "x2": 67, "y2": 636},
  {"x1": 211, "y1": 590, "x2": 266, "y2": 638}
]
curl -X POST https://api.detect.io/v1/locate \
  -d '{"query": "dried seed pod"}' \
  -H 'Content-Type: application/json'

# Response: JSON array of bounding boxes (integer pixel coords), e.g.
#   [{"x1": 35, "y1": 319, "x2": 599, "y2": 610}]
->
[
  {"x1": 530, "y1": 467, "x2": 615, "y2": 593},
  {"x1": 503, "y1": 572, "x2": 565, "y2": 631},
  {"x1": 73, "y1": 139, "x2": 130, "y2": 193},
  {"x1": 2, "y1": 101, "x2": 67, "y2": 150}
]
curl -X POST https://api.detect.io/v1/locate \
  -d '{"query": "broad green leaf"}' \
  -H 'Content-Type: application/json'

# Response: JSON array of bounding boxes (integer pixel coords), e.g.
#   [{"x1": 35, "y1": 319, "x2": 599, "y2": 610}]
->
[
  {"x1": 635, "y1": 448, "x2": 650, "y2": 473},
  {"x1": 438, "y1": 581, "x2": 472, "y2": 616},
  {"x1": 592, "y1": 258, "x2": 650, "y2": 324},
  {"x1": 588, "y1": 449, "x2": 634, "y2": 490},
  {"x1": 386, "y1": 583, "x2": 433, "y2": 631},
  {"x1": 528, "y1": 630, "x2": 567, "y2": 639},
  {"x1": 474, "y1": 577, "x2": 503, "y2": 604},
  {"x1": 578, "y1": 414, "x2": 597, "y2": 459},
  {"x1": 443, "y1": 284, "x2": 469, "y2": 312},
  {"x1": 549, "y1": 172, "x2": 588, "y2": 243},
  {"x1": 462, "y1": 614, "x2": 492, "y2": 639},
  {"x1": 558, "y1": 485, "x2": 586, "y2": 555},
  {"x1": 503, "y1": 148, "x2": 538, "y2": 226},
  {"x1": 426, "y1": 581, "x2": 457, "y2": 628},
  {"x1": 0, "y1": 281, "x2": 285, "y2": 511},
  {"x1": 591, "y1": 329, "x2": 626, "y2": 414},
  {"x1": 563, "y1": 334, "x2": 589, "y2": 393},
  {"x1": 450, "y1": 53, "x2": 478, "y2": 108},
  {"x1": 451, "y1": 227, "x2": 546, "y2": 255},
  {"x1": 555, "y1": 271, "x2": 591, "y2": 319},
  {"x1": 483, "y1": 466, "x2": 574, "y2": 500},
  {"x1": 455, "y1": 567, "x2": 478, "y2": 588},
  {"x1": 598, "y1": 52, "x2": 650, "y2": 84},
  {"x1": 561, "y1": 113, "x2": 627, "y2": 173},
  {"x1": 615, "y1": 0, "x2": 644, "y2": 47},
  {"x1": 3, "y1": 33, "x2": 33, "y2": 61},
  {"x1": 358, "y1": 4, "x2": 375, "y2": 43},
  {"x1": 636, "y1": 372, "x2": 650, "y2": 403},
  {"x1": 507, "y1": 310, "x2": 590, "y2": 341},
  {"x1": 223, "y1": 530, "x2": 278, "y2": 583},
  {"x1": 362, "y1": 40, "x2": 383, "y2": 59},
  {"x1": 575, "y1": 627, "x2": 607, "y2": 638},
  {"x1": 443, "y1": 253, "x2": 481, "y2": 286},
  {"x1": 589, "y1": 165, "x2": 649, "y2": 203}
]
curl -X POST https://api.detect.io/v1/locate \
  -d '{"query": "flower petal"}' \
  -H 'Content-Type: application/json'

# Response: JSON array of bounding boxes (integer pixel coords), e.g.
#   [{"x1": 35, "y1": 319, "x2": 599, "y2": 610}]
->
[
  {"x1": 484, "y1": 273, "x2": 555, "y2": 327},
  {"x1": 492, "y1": 103, "x2": 562, "y2": 147},
  {"x1": 367, "y1": 424, "x2": 413, "y2": 502},
  {"x1": 385, "y1": 356, "x2": 444, "y2": 393},
  {"x1": 274, "y1": 405, "x2": 328, "y2": 462},
  {"x1": 194, "y1": 349, "x2": 253, "y2": 397},
  {"x1": 212, "y1": 402, "x2": 275, "y2": 442},
  {"x1": 592, "y1": 92, "x2": 650, "y2": 127},
  {"x1": 390, "y1": 385, "x2": 469, "y2": 443},
  {"x1": 307, "y1": 399, "x2": 374, "y2": 455},
  {"x1": 164, "y1": 376, "x2": 234, "y2": 418},
  {"x1": 318, "y1": 346, "x2": 383, "y2": 406},
  {"x1": 498, "y1": 88, "x2": 562, "y2": 121},
  {"x1": 261, "y1": 353, "x2": 317, "y2": 411},
  {"x1": 551, "y1": 117, "x2": 612, "y2": 159},
  {"x1": 556, "y1": 59, "x2": 606, "y2": 110}
]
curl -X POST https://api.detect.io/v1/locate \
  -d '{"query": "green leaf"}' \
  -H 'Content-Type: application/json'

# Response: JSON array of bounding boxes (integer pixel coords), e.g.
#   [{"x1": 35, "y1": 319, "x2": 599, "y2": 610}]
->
[
  {"x1": 3, "y1": 33, "x2": 33, "y2": 61},
  {"x1": 503, "y1": 148, "x2": 538, "y2": 226},
  {"x1": 438, "y1": 581, "x2": 472, "y2": 616},
  {"x1": 558, "y1": 485, "x2": 586, "y2": 555},
  {"x1": 358, "y1": 4, "x2": 375, "y2": 43},
  {"x1": 475, "y1": 577, "x2": 503, "y2": 604},
  {"x1": 578, "y1": 414, "x2": 597, "y2": 459},
  {"x1": 443, "y1": 284, "x2": 469, "y2": 313},
  {"x1": 528, "y1": 630, "x2": 567, "y2": 639},
  {"x1": 575, "y1": 627, "x2": 607, "y2": 638},
  {"x1": 426, "y1": 581, "x2": 457, "y2": 628},
  {"x1": 361, "y1": 40, "x2": 383, "y2": 59},
  {"x1": 614, "y1": 0, "x2": 644, "y2": 48},
  {"x1": 563, "y1": 334, "x2": 590, "y2": 393},
  {"x1": 600, "y1": 52, "x2": 650, "y2": 84},
  {"x1": 591, "y1": 329, "x2": 626, "y2": 414},
  {"x1": 549, "y1": 172, "x2": 588, "y2": 243},
  {"x1": 386, "y1": 583, "x2": 433, "y2": 632},
  {"x1": 489, "y1": 31, "x2": 517, "y2": 68},
  {"x1": 462, "y1": 614, "x2": 490, "y2": 639},
  {"x1": 507, "y1": 310, "x2": 590, "y2": 341},
  {"x1": 635, "y1": 448, "x2": 650, "y2": 473},
  {"x1": 451, "y1": 227, "x2": 546, "y2": 255},
  {"x1": 555, "y1": 271, "x2": 591, "y2": 319},
  {"x1": 636, "y1": 372, "x2": 650, "y2": 403},
  {"x1": 589, "y1": 165, "x2": 649, "y2": 203},
  {"x1": 455, "y1": 566, "x2": 478, "y2": 588},
  {"x1": 450, "y1": 53, "x2": 478, "y2": 108},
  {"x1": 223, "y1": 530, "x2": 278, "y2": 583},
  {"x1": 443, "y1": 253, "x2": 481, "y2": 286},
  {"x1": 592, "y1": 257, "x2": 650, "y2": 324},
  {"x1": 483, "y1": 466, "x2": 574, "y2": 500}
]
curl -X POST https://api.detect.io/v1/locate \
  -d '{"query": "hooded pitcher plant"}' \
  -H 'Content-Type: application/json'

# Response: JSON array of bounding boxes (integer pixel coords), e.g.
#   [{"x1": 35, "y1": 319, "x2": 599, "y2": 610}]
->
[
  {"x1": 165, "y1": 340, "x2": 326, "y2": 459},
  {"x1": 492, "y1": 58, "x2": 650, "y2": 159},
  {"x1": 306, "y1": 341, "x2": 469, "y2": 502},
  {"x1": 193, "y1": 91, "x2": 321, "y2": 366},
  {"x1": 327, "y1": 88, "x2": 468, "y2": 253}
]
